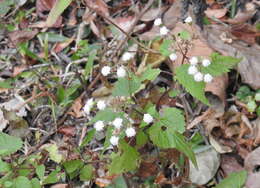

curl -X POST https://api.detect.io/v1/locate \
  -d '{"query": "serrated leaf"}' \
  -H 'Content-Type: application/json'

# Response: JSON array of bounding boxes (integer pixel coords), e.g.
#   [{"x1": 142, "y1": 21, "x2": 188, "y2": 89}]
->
[
  {"x1": 109, "y1": 141, "x2": 140, "y2": 175},
  {"x1": 46, "y1": 0, "x2": 72, "y2": 27},
  {"x1": 140, "y1": 67, "x2": 161, "y2": 82},
  {"x1": 159, "y1": 107, "x2": 185, "y2": 133},
  {"x1": 63, "y1": 159, "x2": 84, "y2": 174},
  {"x1": 36, "y1": 165, "x2": 45, "y2": 180},
  {"x1": 175, "y1": 64, "x2": 209, "y2": 105},
  {"x1": 148, "y1": 108, "x2": 197, "y2": 167},
  {"x1": 178, "y1": 30, "x2": 191, "y2": 40},
  {"x1": 112, "y1": 76, "x2": 141, "y2": 97},
  {"x1": 89, "y1": 108, "x2": 118, "y2": 124},
  {"x1": 0, "y1": 132, "x2": 23, "y2": 156},
  {"x1": 80, "y1": 165, "x2": 93, "y2": 181},
  {"x1": 159, "y1": 39, "x2": 173, "y2": 56},
  {"x1": 214, "y1": 170, "x2": 247, "y2": 188},
  {"x1": 44, "y1": 144, "x2": 62, "y2": 163},
  {"x1": 201, "y1": 53, "x2": 241, "y2": 76}
]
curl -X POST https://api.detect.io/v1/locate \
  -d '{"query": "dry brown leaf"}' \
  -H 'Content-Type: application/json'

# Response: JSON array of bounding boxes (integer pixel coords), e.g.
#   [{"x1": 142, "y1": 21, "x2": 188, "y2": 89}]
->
[
  {"x1": 68, "y1": 96, "x2": 83, "y2": 118},
  {"x1": 8, "y1": 30, "x2": 38, "y2": 46},
  {"x1": 220, "y1": 155, "x2": 244, "y2": 177},
  {"x1": 85, "y1": 0, "x2": 109, "y2": 17},
  {"x1": 245, "y1": 147, "x2": 260, "y2": 188},
  {"x1": 12, "y1": 65, "x2": 28, "y2": 77},
  {"x1": 200, "y1": 24, "x2": 260, "y2": 89},
  {"x1": 163, "y1": 1, "x2": 182, "y2": 30},
  {"x1": 141, "y1": 7, "x2": 167, "y2": 22},
  {"x1": 187, "y1": 108, "x2": 214, "y2": 129},
  {"x1": 58, "y1": 126, "x2": 75, "y2": 137},
  {"x1": 205, "y1": 8, "x2": 228, "y2": 19},
  {"x1": 253, "y1": 118, "x2": 260, "y2": 145},
  {"x1": 226, "y1": 10, "x2": 256, "y2": 24},
  {"x1": 52, "y1": 37, "x2": 75, "y2": 53},
  {"x1": 137, "y1": 158, "x2": 158, "y2": 178},
  {"x1": 50, "y1": 184, "x2": 68, "y2": 188},
  {"x1": 112, "y1": 16, "x2": 136, "y2": 33}
]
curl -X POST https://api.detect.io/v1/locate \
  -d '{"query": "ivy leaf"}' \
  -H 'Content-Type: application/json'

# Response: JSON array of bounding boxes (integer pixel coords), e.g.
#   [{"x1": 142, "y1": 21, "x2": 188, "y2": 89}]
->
[
  {"x1": 0, "y1": 132, "x2": 23, "y2": 156},
  {"x1": 175, "y1": 64, "x2": 209, "y2": 105},
  {"x1": 112, "y1": 76, "x2": 141, "y2": 97},
  {"x1": 140, "y1": 67, "x2": 161, "y2": 82},
  {"x1": 109, "y1": 141, "x2": 140, "y2": 175},
  {"x1": 214, "y1": 170, "x2": 247, "y2": 188},
  {"x1": 201, "y1": 53, "x2": 241, "y2": 76}
]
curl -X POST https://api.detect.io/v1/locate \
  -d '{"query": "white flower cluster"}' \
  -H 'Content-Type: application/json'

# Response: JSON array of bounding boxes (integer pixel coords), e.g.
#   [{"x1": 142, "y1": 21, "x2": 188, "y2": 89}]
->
[
  {"x1": 101, "y1": 65, "x2": 127, "y2": 78},
  {"x1": 187, "y1": 57, "x2": 213, "y2": 83},
  {"x1": 108, "y1": 113, "x2": 154, "y2": 146},
  {"x1": 154, "y1": 18, "x2": 169, "y2": 36},
  {"x1": 184, "y1": 16, "x2": 192, "y2": 23},
  {"x1": 83, "y1": 98, "x2": 107, "y2": 115}
]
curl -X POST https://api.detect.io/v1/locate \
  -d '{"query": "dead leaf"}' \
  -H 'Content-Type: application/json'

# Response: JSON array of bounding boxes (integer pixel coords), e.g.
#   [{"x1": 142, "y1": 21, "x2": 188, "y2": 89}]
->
[
  {"x1": 137, "y1": 158, "x2": 158, "y2": 178},
  {"x1": 85, "y1": 0, "x2": 109, "y2": 17},
  {"x1": 253, "y1": 118, "x2": 260, "y2": 145},
  {"x1": 189, "y1": 147, "x2": 220, "y2": 185},
  {"x1": 68, "y1": 95, "x2": 83, "y2": 118},
  {"x1": 205, "y1": 8, "x2": 228, "y2": 19},
  {"x1": 163, "y1": 1, "x2": 182, "y2": 30},
  {"x1": 58, "y1": 126, "x2": 75, "y2": 137},
  {"x1": 245, "y1": 147, "x2": 260, "y2": 188},
  {"x1": 187, "y1": 108, "x2": 214, "y2": 129},
  {"x1": 0, "y1": 109, "x2": 8, "y2": 131},
  {"x1": 226, "y1": 10, "x2": 256, "y2": 24},
  {"x1": 221, "y1": 155, "x2": 244, "y2": 177},
  {"x1": 112, "y1": 16, "x2": 136, "y2": 33},
  {"x1": 231, "y1": 24, "x2": 260, "y2": 45},
  {"x1": 13, "y1": 65, "x2": 28, "y2": 77},
  {"x1": 200, "y1": 24, "x2": 260, "y2": 89},
  {"x1": 8, "y1": 30, "x2": 38, "y2": 46},
  {"x1": 141, "y1": 7, "x2": 167, "y2": 22},
  {"x1": 53, "y1": 37, "x2": 75, "y2": 53},
  {"x1": 50, "y1": 184, "x2": 68, "y2": 188}
]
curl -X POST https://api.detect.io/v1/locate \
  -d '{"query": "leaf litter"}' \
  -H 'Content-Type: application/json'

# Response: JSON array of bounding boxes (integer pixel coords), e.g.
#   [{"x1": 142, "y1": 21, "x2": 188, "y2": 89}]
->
[{"x1": 1, "y1": 0, "x2": 260, "y2": 187}]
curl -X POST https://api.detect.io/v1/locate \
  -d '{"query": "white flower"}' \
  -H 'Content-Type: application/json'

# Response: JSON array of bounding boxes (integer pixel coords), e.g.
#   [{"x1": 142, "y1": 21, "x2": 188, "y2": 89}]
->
[
  {"x1": 97, "y1": 100, "x2": 106, "y2": 110},
  {"x1": 154, "y1": 18, "x2": 162, "y2": 26},
  {"x1": 143, "y1": 113, "x2": 153, "y2": 124},
  {"x1": 194, "y1": 72, "x2": 204, "y2": 82},
  {"x1": 160, "y1": 26, "x2": 169, "y2": 35},
  {"x1": 184, "y1": 16, "x2": 192, "y2": 23},
  {"x1": 204, "y1": 73, "x2": 213, "y2": 83},
  {"x1": 169, "y1": 53, "x2": 177, "y2": 61},
  {"x1": 110, "y1": 136, "x2": 119, "y2": 146},
  {"x1": 94, "y1": 121, "x2": 105, "y2": 131},
  {"x1": 112, "y1": 118, "x2": 123, "y2": 129},
  {"x1": 188, "y1": 65, "x2": 198, "y2": 75},
  {"x1": 122, "y1": 52, "x2": 133, "y2": 61},
  {"x1": 189, "y1": 56, "x2": 198, "y2": 65},
  {"x1": 125, "y1": 127, "x2": 136, "y2": 137},
  {"x1": 117, "y1": 67, "x2": 126, "y2": 78},
  {"x1": 101, "y1": 66, "x2": 111, "y2": 76},
  {"x1": 202, "y1": 59, "x2": 211, "y2": 67},
  {"x1": 83, "y1": 98, "x2": 94, "y2": 114}
]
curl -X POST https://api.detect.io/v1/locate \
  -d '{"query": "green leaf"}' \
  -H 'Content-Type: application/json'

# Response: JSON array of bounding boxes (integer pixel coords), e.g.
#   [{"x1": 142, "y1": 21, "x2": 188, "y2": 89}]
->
[
  {"x1": 175, "y1": 64, "x2": 209, "y2": 105},
  {"x1": 63, "y1": 159, "x2": 84, "y2": 174},
  {"x1": 159, "y1": 39, "x2": 173, "y2": 56},
  {"x1": 80, "y1": 129, "x2": 95, "y2": 148},
  {"x1": 201, "y1": 53, "x2": 241, "y2": 76},
  {"x1": 0, "y1": 132, "x2": 23, "y2": 156},
  {"x1": 80, "y1": 165, "x2": 93, "y2": 181},
  {"x1": 43, "y1": 167, "x2": 60, "y2": 185},
  {"x1": 0, "y1": 159, "x2": 11, "y2": 173},
  {"x1": 36, "y1": 165, "x2": 45, "y2": 180},
  {"x1": 140, "y1": 67, "x2": 161, "y2": 82},
  {"x1": 236, "y1": 86, "x2": 254, "y2": 102},
  {"x1": 159, "y1": 107, "x2": 185, "y2": 133},
  {"x1": 13, "y1": 176, "x2": 32, "y2": 188},
  {"x1": 89, "y1": 108, "x2": 118, "y2": 124},
  {"x1": 109, "y1": 141, "x2": 140, "y2": 175},
  {"x1": 148, "y1": 111, "x2": 197, "y2": 167},
  {"x1": 178, "y1": 30, "x2": 191, "y2": 40},
  {"x1": 0, "y1": 80, "x2": 13, "y2": 89},
  {"x1": 247, "y1": 100, "x2": 257, "y2": 112},
  {"x1": 84, "y1": 51, "x2": 96, "y2": 78},
  {"x1": 214, "y1": 170, "x2": 247, "y2": 188},
  {"x1": 112, "y1": 76, "x2": 141, "y2": 97},
  {"x1": 106, "y1": 176, "x2": 127, "y2": 188},
  {"x1": 136, "y1": 131, "x2": 148, "y2": 149},
  {"x1": 38, "y1": 32, "x2": 68, "y2": 42},
  {"x1": 44, "y1": 144, "x2": 62, "y2": 163},
  {"x1": 46, "y1": 0, "x2": 72, "y2": 27},
  {"x1": 31, "y1": 178, "x2": 41, "y2": 188}
]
